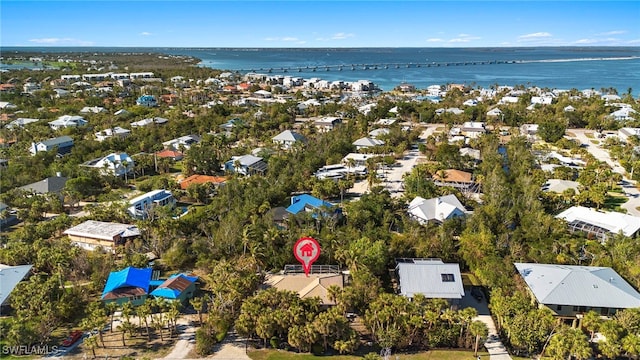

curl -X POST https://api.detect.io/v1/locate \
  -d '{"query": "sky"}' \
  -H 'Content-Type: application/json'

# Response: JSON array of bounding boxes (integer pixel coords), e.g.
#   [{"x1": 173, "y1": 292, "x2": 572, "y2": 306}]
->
[{"x1": 1, "y1": 1, "x2": 639, "y2": 48}]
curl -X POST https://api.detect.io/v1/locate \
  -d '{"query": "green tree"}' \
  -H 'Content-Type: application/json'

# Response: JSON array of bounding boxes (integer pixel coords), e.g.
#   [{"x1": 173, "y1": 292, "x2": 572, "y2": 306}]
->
[
  {"x1": 470, "y1": 320, "x2": 488, "y2": 356},
  {"x1": 538, "y1": 120, "x2": 567, "y2": 143}
]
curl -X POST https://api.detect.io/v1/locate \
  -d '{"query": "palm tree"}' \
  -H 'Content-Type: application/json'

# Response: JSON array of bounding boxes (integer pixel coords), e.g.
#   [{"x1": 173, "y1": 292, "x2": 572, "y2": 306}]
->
[
  {"x1": 189, "y1": 297, "x2": 205, "y2": 325},
  {"x1": 105, "y1": 302, "x2": 118, "y2": 333},
  {"x1": 622, "y1": 334, "x2": 640, "y2": 360},
  {"x1": 469, "y1": 320, "x2": 488, "y2": 357}
]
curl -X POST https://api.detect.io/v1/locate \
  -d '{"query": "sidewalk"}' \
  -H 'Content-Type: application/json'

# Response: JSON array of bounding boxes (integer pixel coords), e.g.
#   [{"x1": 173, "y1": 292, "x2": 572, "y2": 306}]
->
[{"x1": 475, "y1": 315, "x2": 512, "y2": 360}]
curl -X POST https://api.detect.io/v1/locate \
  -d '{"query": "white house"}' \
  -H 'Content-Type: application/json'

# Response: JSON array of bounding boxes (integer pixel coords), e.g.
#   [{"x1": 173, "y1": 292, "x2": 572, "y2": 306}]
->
[
  {"x1": 618, "y1": 128, "x2": 640, "y2": 143},
  {"x1": 487, "y1": 108, "x2": 503, "y2": 117},
  {"x1": 48, "y1": 115, "x2": 87, "y2": 130},
  {"x1": 408, "y1": 194, "x2": 468, "y2": 225},
  {"x1": 80, "y1": 106, "x2": 105, "y2": 114},
  {"x1": 369, "y1": 128, "x2": 390, "y2": 139},
  {"x1": 556, "y1": 206, "x2": 640, "y2": 242},
  {"x1": 610, "y1": 108, "x2": 637, "y2": 121},
  {"x1": 272, "y1": 130, "x2": 307, "y2": 150},
  {"x1": 5, "y1": 118, "x2": 39, "y2": 129},
  {"x1": 314, "y1": 116, "x2": 342, "y2": 132},
  {"x1": 353, "y1": 137, "x2": 385, "y2": 150},
  {"x1": 498, "y1": 96, "x2": 519, "y2": 105},
  {"x1": 162, "y1": 134, "x2": 201, "y2": 151},
  {"x1": 127, "y1": 190, "x2": 176, "y2": 219},
  {"x1": 83, "y1": 153, "x2": 134, "y2": 177},
  {"x1": 461, "y1": 122, "x2": 486, "y2": 139},
  {"x1": 131, "y1": 117, "x2": 168, "y2": 128},
  {"x1": 95, "y1": 127, "x2": 131, "y2": 142}
]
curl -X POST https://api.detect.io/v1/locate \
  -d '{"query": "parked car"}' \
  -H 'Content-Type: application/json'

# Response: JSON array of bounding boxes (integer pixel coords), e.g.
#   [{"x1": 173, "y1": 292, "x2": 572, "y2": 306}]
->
[{"x1": 62, "y1": 330, "x2": 83, "y2": 347}]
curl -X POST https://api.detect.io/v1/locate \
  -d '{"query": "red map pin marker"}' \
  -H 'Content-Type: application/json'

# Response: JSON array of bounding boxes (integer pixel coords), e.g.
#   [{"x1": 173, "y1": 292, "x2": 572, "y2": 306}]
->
[{"x1": 294, "y1": 237, "x2": 321, "y2": 277}]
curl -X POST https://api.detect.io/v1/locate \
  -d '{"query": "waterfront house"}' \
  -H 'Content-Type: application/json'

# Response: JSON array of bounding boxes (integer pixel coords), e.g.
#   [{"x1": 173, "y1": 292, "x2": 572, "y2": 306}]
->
[
  {"x1": 127, "y1": 190, "x2": 176, "y2": 219},
  {"x1": 395, "y1": 258, "x2": 465, "y2": 307},
  {"x1": 30, "y1": 135, "x2": 74, "y2": 156},
  {"x1": 514, "y1": 263, "x2": 640, "y2": 327},
  {"x1": 64, "y1": 220, "x2": 140, "y2": 252},
  {"x1": 555, "y1": 206, "x2": 640, "y2": 242}
]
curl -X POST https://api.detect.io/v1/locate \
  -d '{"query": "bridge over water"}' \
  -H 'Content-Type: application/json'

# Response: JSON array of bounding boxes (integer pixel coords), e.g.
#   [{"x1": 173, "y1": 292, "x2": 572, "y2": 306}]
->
[{"x1": 238, "y1": 59, "x2": 524, "y2": 74}]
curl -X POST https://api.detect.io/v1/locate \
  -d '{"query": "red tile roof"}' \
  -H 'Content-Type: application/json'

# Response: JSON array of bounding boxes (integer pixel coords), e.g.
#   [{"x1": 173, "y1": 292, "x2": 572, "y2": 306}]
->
[{"x1": 180, "y1": 174, "x2": 227, "y2": 190}]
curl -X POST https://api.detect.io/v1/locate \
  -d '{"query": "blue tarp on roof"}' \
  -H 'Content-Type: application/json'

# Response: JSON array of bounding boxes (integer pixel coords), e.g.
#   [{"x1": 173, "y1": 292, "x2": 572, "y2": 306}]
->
[
  {"x1": 149, "y1": 274, "x2": 196, "y2": 299},
  {"x1": 286, "y1": 194, "x2": 335, "y2": 215},
  {"x1": 102, "y1": 267, "x2": 152, "y2": 299}
]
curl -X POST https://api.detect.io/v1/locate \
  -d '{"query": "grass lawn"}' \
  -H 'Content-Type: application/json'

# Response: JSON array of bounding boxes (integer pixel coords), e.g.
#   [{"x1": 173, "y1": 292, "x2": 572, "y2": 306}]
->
[{"x1": 248, "y1": 349, "x2": 489, "y2": 360}]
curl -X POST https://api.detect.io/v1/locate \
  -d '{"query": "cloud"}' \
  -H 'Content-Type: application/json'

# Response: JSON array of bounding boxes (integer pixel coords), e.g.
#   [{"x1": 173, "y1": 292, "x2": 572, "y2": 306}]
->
[
  {"x1": 575, "y1": 38, "x2": 599, "y2": 44},
  {"x1": 518, "y1": 32, "x2": 552, "y2": 40},
  {"x1": 598, "y1": 30, "x2": 626, "y2": 36},
  {"x1": 264, "y1": 36, "x2": 300, "y2": 42},
  {"x1": 427, "y1": 38, "x2": 445, "y2": 43},
  {"x1": 140, "y1": 32, "x2": 152, "y2": 36},
  {"x1": 28, "y1": 38, "x2": 94, "y2": 46},
  {"x1": 448, "y1": 34, "x2": 481, "y2": 43},
  {"x1": 331, "y1": 32, "x2": 354, "y2": 40},
  {"x1": 628, "y1": 39, "x2": 640, "y2": 44}
]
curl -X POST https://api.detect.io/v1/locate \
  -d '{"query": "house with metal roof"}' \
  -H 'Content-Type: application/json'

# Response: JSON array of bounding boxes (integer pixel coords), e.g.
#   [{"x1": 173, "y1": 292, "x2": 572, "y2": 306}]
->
[
  {"x1": 48, "y1": 115, "x2": 87, "y2": 130},
  {"x1": 102, "y1": 267, "x2": 152, "y2": 306},
  {"x1": 136, "y1": 95, "x2": 158, "y2": 107},
  {"x1": 30, "y1": 135, "x2": 74, "y2": 156},
  {"x1": 556, "y1": 206, "x2": 640, "y2": 242},
  {"x1": 82, "y1": 152, "x2": 134, "y2": 177},
  {"x1": 272, "y1": 130, "x2": 307, "y2": 150},
  {"x1": 407, "y1": 194, "x2": 468, "y2": 225},
  {"x1": 149, "y1": 274, "x2": 198, "y2": 303},
  {"x1": 514, "y1": 263, "x2": 640, "y2": 327},
  {"x1": 286, "y1": 194, "x2": 341, "y2": 219},
  {"x1": 395, "y1": 259, "x2": 465, "y2": 305},
  {"x1": 224, "y1": 155, "x2": 267, "y2": 176},
  {"x1": 64, "y1": 220, "x2": 140, "y2": 252},
  {"x1": 353, "y1": 137, "x2": 385, "y2": 150},
  {"x1": 0, "y1": 264, "x2": 32, "y2": 307}
]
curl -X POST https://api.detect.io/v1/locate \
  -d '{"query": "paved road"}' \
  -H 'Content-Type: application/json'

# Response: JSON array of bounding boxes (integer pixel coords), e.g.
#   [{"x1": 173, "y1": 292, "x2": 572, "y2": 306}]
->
[{"x1": 568, "y1": 129, "x2": 640, "y2": 216}]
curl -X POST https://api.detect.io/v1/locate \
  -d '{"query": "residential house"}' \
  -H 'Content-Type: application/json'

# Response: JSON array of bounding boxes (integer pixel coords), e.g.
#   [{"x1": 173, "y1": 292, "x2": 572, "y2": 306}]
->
[
  {"x1": 64, "y1": 220, "x2": 140, "y2": 252},
  {"x1": 155, "y1": 149, "x2": 184, "y2": 161},
  {"x1": 82, "y1": 153, "x2": 134, "y2": 177},
  {"x1": 0, "y1": 101, "x2": 17, "y2": 110},
  {"x1": 610, "y1": 107, "x2": 637, "y2": 121},
  {"x1": 0, "y1": 264, "x2": 33, "y2": 307},
  {"x1": 80, "y1": 106, "x2": 105, "y2": 114},
  {"x1": 285, "y1": 194, "x2": 341, "y2": 219},
  {"x1": 5, "y1": 118, "x2": 39, "y2": 129},
  {"x1": 136, "y1": 95, "x2": 158, "y2": 107},
  {"x1": 272, "y1": 130, "x2": 307, "y2": 150},
  {"x1": 127, "y1": 190, "x2": 176, "y2": 219},
  {"x1": 30, "y1": 135, "x2": 74, "y2": 156},
  {"x1": 432, "y1": 169, "x2": 479, "y2": 193},
  {"x1": 19, "y1": 175, "x2": 68, "y2": 196},
  {"x1": 520, "y1": 124, "x2": 539, "y2": 136},
  {"x1": 395, "y1": 258, "x2": 465, "y2": 306},
  {"x1": 224, "y1": 155, "x2": 267, "y2": 176},
  {"x1": 179, "y1": 175, "x2": 227, "y2": 190},
  {"x1": 264, "y1": 270, "x2": 345, "y2": 306},
  {"x1": 407, "y1": 194, "x2": 468, "y2": 225},
  {"x1": 95, "y1": 127, "x2": 131, "y2": 142},
  {"x1": 556, "y1": 206, "x2": 640, "y2": 242},
  {"x1": 314, "y1": 116, "x2": 342, "y2": 132},
  {"x1": 542, "y1": 179, "x2": 580, "y2": 194},
  {"x1": 369, "y1": 128, "x2": 390, "y2": 139},
  {"x1": 618, "y1": 127, "x2": 640, "y2": 143},
  {"x1": 102, "y1": 267, "x2": 152, "y2": 306},
  {"x1": 514, "y1": 263, "x2": 640, "y2": 327},
  {"x1": 487, "y1": 108, "x2": 503, "y2": 117},
  {"x1": 0, "y1": 202, "x2": 18, "y2": 228},
  {"x1": 353, "y1": 137, "x2": 385, "y2": 150},
  {"x1": 162, "y1": 135, "x2": 201, "y2": 151},
  {"x1": 130, "y1": 117, "x2": 168, "y2": 128},
  {"x1": 48, "y1": 115, "x2": 87, "y2": 130},
  {"x1": 460, "y1": 122, "x2": 486, "y2": 139},
  {"x1": 149, "y1": 274, "x2": 198, "y2": 303}
]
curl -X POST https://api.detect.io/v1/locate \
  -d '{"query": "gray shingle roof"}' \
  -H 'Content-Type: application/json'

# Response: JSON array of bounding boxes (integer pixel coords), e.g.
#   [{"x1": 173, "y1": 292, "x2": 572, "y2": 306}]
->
[
  {"x1": 514, "y1": 263, "x2": 640, "y2": 308},
  {"x1": 19, "y1": 176, "x2": 68, "y2": 194}
]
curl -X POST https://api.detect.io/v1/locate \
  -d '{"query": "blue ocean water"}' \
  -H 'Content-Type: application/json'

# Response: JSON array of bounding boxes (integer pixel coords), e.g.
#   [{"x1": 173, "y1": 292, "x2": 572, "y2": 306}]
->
[{"x1": 2, "y1": 47, "x2": 640, "y2": 95}]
